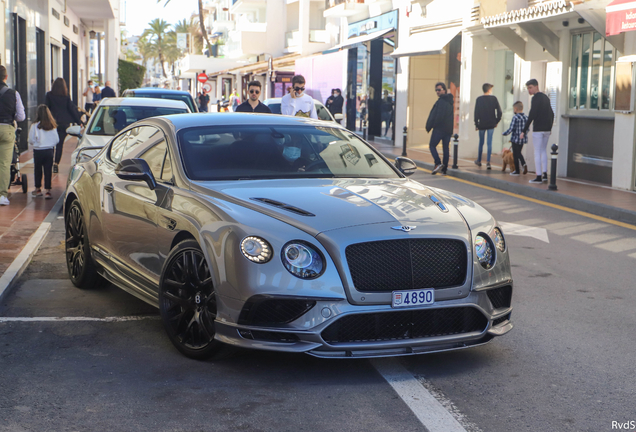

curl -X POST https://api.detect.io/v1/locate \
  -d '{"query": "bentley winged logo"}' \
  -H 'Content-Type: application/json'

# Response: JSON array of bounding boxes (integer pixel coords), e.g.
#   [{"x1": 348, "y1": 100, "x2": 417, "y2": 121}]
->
[{"x1": 392, "y1": 226, "x2": 416, "y2": 232}]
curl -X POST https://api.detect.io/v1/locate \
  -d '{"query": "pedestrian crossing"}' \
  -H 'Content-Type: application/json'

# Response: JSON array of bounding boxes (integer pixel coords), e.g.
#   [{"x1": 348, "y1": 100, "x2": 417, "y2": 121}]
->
[{"x1": 469, "y1": 195, "x2": 636, "y2": 259}]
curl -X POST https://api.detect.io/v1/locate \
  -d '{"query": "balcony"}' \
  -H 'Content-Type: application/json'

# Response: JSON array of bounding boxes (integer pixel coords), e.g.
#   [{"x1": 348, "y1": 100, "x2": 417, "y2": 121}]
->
[
  {"x1": 230, "y1": 0, "x2": 266, "y2": 14},
  {"x1": 309, "y1": 29, "x2": 330, "y2": 43},
  {"x1": 226, "y1": 26, "x2": 268, "y2": 58},
  {"x1": 285, "y1": 30, "x2": 300, "y2": 49},
  {"x1": 323, "y1": 0, "x2": 367, "y2": 18}
]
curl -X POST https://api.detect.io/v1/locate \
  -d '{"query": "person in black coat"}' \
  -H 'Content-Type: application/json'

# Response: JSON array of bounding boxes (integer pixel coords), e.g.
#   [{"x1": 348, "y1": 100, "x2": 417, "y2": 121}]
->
[
  {"x1": 325, "y1": 88, "x2": 344, "y2": 123},
  {"x1": 426, "y1": 82, "x2": 454, "y2": 175},
  {"x1": 101, "y1": 81, "x2": 117, "y2": 98},
  {"x1": 45, "y1": 77, "x2": 82, "y2": 173}
]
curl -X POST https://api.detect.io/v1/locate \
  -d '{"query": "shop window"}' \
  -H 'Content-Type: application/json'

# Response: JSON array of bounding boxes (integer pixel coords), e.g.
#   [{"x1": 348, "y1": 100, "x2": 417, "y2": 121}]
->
[{"x1": 569, "y1": 31, "x2": 617, "y2": 111}]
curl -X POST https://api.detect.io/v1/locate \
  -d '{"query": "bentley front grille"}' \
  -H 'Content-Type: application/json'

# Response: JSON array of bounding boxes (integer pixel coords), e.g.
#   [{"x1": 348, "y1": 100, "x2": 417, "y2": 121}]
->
[
  {"x1": 321, "y1": 307, "x2": 488, "y2": 344},
  {"x1": 345, "y1": 239, "x2": 467, "y2": 292}
]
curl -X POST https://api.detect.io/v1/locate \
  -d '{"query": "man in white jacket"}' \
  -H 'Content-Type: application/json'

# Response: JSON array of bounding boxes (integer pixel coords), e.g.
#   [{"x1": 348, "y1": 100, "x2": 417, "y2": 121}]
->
[{"x1": 281, "y1": 75, "x2": 317, "y2": 119}]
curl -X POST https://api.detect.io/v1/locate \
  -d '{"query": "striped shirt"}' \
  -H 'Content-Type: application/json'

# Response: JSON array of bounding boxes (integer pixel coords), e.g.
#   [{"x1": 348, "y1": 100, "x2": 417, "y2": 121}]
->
[{"x1": 502, "y1": 112, "x2": 528, "y2": 144}]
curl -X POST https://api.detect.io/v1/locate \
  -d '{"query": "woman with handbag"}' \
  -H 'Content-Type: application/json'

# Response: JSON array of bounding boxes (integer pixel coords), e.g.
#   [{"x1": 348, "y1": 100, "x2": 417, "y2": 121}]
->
[{"x1": 45, "y1": 78, "x2": 82, "y2": 173}]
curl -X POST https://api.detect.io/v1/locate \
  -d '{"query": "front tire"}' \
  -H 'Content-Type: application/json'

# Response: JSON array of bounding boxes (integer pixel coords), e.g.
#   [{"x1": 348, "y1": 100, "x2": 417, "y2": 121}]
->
[
  {"x1": 159, "y1": 239, "x2": 224, "y2": 360},
  {"x1": 65, "y1": 200, "x2": 105, "y2": 289}
]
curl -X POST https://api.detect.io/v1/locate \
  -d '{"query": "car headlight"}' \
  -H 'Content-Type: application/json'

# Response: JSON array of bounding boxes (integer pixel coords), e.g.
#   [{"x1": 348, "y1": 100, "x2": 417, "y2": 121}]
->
[
  {"x1": 475, "y1": 234, "x2": 495, "y2": 269},
  {"x1": 281, "y1": 241, "x2": 325, "y2": 279},
  {"x1": 240, "y1": 236, "x2": 272, "y2": 263},
  {"x1": 493, "y1": 227, "x2": 505, "y2": 252}
]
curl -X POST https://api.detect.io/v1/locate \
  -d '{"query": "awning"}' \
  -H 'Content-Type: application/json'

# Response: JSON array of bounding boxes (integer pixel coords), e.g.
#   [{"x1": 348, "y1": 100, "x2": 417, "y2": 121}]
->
[
  {"x1": 606, "y1": 0, "x2": 636, "y2": 36},
  {"x1": 390, "y1": 26, "x2": 461, "y2": 58},
  {"x1": 334, "y1": 28, "x2": 394, "y2": 50}
]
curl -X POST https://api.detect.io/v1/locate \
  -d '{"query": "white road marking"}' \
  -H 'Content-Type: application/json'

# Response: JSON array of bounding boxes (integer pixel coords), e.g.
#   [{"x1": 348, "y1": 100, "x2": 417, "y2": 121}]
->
[
  {"x1": 551, "y1": 223, "x2": 608, "y2": 236},
  {"x1": 570, "y1": 233, "x2": 623, "y2": 244},
  {"x1": 499, "y1": 221, "x2": 549, "y2": 243},
  {"x1": 0, "y1": 316, "x2": 159, "y2": 323},
  {"x1": 372, "y1": 358, "x2": 468, "y2": 432},
  {"x1": 595, "y1": 238, "x2": 636, "y2": 253}
]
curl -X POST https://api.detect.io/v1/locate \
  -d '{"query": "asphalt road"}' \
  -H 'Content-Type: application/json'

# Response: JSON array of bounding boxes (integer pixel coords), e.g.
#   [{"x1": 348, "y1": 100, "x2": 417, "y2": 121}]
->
[{"x1": 1, "y1": 170, "x2": 635, "y2": 432}]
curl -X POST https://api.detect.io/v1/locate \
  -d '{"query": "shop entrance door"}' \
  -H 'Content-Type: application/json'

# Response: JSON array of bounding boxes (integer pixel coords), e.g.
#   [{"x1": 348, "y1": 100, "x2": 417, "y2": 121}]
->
[{"x1": 493, "y1": 50, "x2": 515, "y2": 154}]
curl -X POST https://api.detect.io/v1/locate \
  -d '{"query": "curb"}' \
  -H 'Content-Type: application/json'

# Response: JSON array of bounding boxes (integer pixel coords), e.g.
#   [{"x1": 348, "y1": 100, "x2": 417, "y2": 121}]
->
[
  {"x1": 381, "y1": 152, "x2": 636, "y2": 227},
  {"x1": 0, "y1": 194, "x2": 65, "y2": 304}
]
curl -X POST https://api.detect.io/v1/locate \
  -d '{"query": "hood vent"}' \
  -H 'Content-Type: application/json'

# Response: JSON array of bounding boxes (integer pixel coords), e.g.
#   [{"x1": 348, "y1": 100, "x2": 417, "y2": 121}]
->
[
  {"x1": 430, "y1": 195, "x2": 449, "y2": 213},
  {"x1": 250, "y1": 198, "x2": 315, "y2": 217}
]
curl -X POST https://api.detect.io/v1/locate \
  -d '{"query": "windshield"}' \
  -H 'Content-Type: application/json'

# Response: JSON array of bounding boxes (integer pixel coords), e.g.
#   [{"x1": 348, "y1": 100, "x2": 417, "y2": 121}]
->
[
  {"x1": 267, "y1": 102, "x2": 333, "y2": 121},
  {"x1": 178, "y1": 125, "x2": 399, "y2": 181},
  {"x1": 88, "y1": 105, "x2": 188, "y2": 135},
  {"x1": 131, "y1": 93, "x2": 197, "y2": 113}
]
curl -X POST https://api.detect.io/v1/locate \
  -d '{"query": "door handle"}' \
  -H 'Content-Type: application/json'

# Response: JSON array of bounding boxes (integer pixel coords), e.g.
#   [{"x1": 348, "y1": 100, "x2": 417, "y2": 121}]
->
[{"x1": 104, "y1": 183, "x2": 114, "y2": 193}]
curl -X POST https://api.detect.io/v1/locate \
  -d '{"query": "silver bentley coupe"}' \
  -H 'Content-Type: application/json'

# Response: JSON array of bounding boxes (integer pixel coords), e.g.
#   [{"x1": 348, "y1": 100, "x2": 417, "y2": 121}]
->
[{"x1": 64, "y1": 113, "x2": 513, "y2": 359}]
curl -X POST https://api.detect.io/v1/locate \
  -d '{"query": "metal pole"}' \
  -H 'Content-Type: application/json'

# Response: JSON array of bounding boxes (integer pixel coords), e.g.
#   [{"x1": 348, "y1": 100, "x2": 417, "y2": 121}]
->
[
  {"x1": 452, "y1": 134, "x2": 459, "y2": 169},
  {"x1": 402, "y1": 126, "x2": 407, "y2": 157},
  {"x1": 548, "y1": 144, "x2": 558, "y2": 191},
  {"x1": 363, "y1": 120, "x2": 368, "y2": 141}
]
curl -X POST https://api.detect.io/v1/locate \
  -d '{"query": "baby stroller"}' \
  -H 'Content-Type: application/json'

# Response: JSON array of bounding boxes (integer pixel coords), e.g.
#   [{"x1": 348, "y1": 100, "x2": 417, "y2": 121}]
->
[{"x1": 10, "y1": 127, "x2": 27, "y2": 193}]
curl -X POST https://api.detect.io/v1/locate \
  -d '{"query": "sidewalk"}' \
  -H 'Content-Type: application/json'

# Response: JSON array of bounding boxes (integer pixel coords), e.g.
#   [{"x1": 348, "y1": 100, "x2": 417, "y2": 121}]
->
[
  {"x1": 371, "y1": 141, "x2": 636, "y2": 227},
  {"x1": 0, "y1": 137, "x2": 76, "y2": 280}
]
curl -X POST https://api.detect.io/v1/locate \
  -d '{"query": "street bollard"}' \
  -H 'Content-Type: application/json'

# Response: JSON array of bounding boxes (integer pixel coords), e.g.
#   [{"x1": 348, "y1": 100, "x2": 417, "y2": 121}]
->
[
  {"x1": 363, "y1": 120, "x2": 368, "y2": 141},
  {"x1": 402, "y1": 126, "x2": 408, "y2": 157},
  {"x1": 548, "y1": 144, "x2": 558, "y2": 191},
  {"x1": 452, "y1": 134, "x2": 459, "y2": 169}
]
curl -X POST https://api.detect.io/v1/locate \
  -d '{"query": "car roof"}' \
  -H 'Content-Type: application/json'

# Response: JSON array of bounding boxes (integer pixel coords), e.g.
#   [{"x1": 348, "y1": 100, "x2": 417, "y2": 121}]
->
[
  {"x1": 123, "y1": 88, "x2": 193, "y2": 96},
  {"x1": 153, "y1": 112, "x2": 345, "y2": 130},
  {"x1": 97, "y1": 97, "x2": 189, "y2": 109},
  {"x1": 263, "y1": 98, "x2": 325, "y2": 106}
]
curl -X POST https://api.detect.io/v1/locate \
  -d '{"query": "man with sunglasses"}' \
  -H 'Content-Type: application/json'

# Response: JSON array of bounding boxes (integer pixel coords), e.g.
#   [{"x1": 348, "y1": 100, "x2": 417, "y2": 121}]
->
[
  {"x1": 281, "y1": 75, "x2": 317, "y2": 119},
  {"x1": 235, "y1": 81, "x2": 272, "y2": 113}
]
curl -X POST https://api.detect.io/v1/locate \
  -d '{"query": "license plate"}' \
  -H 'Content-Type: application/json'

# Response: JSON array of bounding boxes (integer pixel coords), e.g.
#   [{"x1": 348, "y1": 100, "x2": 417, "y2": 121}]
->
[{"x1": 392, "y1": 289, "x2": 434, "y2": 308}]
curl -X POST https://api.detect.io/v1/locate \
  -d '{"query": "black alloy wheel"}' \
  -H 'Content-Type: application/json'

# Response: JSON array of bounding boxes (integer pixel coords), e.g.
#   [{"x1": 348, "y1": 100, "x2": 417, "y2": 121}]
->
[
  {"x1": 65, "y1": 200, "x2": 105, "y2": 288},
  {"x1": 159, "y1": 239, "x2": 223, "y2": 360}
]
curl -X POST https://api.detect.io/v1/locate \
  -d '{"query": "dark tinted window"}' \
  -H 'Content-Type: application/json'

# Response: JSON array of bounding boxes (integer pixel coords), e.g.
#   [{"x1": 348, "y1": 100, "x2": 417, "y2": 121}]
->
[
  {"x1": 89, "y1": 105, "x2": 188, "y2": 136},
  {"x1": 268, "y1": 103, "x2": 281, "y2": 114},
  {"x1": 139, "y1": 140, "x2": 168, "y2": 180},
  {"x1": 110, "y1": 126, "x2": 163, "y2": 164},
  {"x1": 129, "y1": 93, "x2": 197, "y2": 113},
  {"x1": 316, "y1": 104, "x2": 333, "y2": 121},
  {"x1": 177, "y1": 125, "x2": 398, "y2": 181}
]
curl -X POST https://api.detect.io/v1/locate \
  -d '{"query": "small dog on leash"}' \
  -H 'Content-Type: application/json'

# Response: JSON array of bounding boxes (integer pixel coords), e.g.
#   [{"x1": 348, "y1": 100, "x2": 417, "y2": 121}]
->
[{"x1": 501, "y1": 148, "x2": 515, "y2": 172}]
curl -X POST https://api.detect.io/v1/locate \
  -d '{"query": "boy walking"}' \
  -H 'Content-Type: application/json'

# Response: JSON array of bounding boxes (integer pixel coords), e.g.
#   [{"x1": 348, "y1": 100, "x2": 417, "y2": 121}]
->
[
  {"x1": 502, "y1": 101, "x2": 528, "y2": 176},
  {"x1": 474, "y1": 83, "x2": 502, "y2": 169}
]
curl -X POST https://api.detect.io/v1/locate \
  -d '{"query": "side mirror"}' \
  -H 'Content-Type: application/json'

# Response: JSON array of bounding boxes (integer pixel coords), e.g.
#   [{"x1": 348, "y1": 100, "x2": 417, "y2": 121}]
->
[
  {"x1": 67, "y1": 125, "x2": 82, "y2": 138},
  {"x1": 76, "y1": 146, "x2": 104, "y2": 164},
  {"x1": 334, "y1": 113, "x2": 344, "y2": 121},
  {"x1": 395, "y1": 157, "x2": 417, "y2": 176},
  {"x1": 114, "y1": 158, "x2": 157, "y2": 190}
]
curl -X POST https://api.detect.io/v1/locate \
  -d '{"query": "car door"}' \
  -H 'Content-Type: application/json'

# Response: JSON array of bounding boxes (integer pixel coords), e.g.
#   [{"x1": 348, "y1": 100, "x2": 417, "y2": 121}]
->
[{"x1": 101, "y1": 125, "x2": 164, "y2": 295}]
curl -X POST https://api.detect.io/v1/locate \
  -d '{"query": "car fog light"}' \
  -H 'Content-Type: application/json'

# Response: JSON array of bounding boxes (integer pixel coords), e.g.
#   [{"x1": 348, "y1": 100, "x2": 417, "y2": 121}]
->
[
  {"x1": 493, "y1": 227, "x2": 505, "y2": 252},
  {"x1": 240, "y1": 236, "x2": 272, "y2": 263},
  {"x1": 475, "y1": 234, "x2": 495, "y2": 269},
  {"x1": 281, "y1": 241, "x2": 325, "y2": 279}
]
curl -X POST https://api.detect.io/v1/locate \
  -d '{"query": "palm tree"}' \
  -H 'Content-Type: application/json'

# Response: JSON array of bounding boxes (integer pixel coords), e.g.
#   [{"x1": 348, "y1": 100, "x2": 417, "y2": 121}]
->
[
  {"x1": 142, "y1": 18, "x2": 171, "y2": 78},
  {"x1": 136, "y1": 35, "x2": 154, "y2": 70},
  {"x1": 174, "y1": 17, "x2": 203, "y2": 54},
  {"x1": 158, "y1": 0, "x2": 212, "y2": 56}
]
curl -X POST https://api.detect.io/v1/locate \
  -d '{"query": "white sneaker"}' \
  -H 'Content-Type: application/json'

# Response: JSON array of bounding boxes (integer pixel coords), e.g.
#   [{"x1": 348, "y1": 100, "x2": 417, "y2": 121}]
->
[{"x1": 0, "y1": 196, "x2": 9, "y2": 206}]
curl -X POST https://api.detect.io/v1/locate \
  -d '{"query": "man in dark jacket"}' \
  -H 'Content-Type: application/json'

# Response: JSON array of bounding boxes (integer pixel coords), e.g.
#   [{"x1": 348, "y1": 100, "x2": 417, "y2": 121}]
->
[
  {"x1": 520, "y1": 78, "x2": 554, "y2": 184},
  {"x1": 426, "y1": 82, "x2": 454, "y2": 175},
  {"x1": 474, "y1": 83, "x2": 502, "y2": 169},
  {"x1": 101, "y1": 81, "x2": 116, "y2": 98}
]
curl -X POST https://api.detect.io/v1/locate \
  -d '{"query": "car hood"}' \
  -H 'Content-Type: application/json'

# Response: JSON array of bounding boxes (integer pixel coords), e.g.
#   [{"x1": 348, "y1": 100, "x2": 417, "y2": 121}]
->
[
  {"x1": 192, "y1": 178, "x2": 470, "y2": 236},
  {"x1": 78, "y1": 133, "x2": 112, "y2": 149}
]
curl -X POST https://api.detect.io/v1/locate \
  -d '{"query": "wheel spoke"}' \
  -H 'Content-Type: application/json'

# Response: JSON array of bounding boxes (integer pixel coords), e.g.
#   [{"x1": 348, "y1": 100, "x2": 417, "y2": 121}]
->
[
  {"x1": 164, "y1": 278, "x2": 186, "y2": 289},
  {"x1": 163, "y1": 290, "x2": 191, "y2": 308}
]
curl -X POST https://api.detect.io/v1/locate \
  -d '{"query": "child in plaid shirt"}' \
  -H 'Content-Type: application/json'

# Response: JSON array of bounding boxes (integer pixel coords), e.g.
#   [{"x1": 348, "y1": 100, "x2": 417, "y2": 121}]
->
[{"x1": 502, "y1": 101, "x2": 529, "y2": 175}]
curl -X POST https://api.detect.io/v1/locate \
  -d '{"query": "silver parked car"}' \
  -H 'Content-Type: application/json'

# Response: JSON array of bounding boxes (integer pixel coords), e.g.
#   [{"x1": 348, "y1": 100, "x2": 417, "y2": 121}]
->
[
  {"x1": 67, "y1": 97, "x2": 190, "y2": 165},
  {"x1": 64, "y1": 113, "x2": 513, "y2": 359}
]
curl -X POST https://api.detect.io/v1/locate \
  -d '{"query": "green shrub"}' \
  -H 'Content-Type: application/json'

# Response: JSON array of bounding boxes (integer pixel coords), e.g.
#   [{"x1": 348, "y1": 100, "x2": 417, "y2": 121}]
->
[{"x1": 118, "y1": 59, "x2": 146, "y2": 93}]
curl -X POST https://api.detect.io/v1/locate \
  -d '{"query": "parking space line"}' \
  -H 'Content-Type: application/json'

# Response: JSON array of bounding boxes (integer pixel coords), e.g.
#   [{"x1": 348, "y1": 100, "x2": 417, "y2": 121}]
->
[
  {"x1": 372, "y1": 358, "x2": 468, "y2": 432},
  {"x1": 0, "y1": 316, "x2": 159, "y2": 323}
]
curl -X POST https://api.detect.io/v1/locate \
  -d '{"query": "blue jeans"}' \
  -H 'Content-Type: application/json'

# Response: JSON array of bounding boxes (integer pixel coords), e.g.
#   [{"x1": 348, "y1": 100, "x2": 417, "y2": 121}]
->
[
  {"x1": 429, "y1": 129, "x2": 451, "y2": 168},
  {"x1": 477, "y1": 129, "x2": 494, "y2": 163}
]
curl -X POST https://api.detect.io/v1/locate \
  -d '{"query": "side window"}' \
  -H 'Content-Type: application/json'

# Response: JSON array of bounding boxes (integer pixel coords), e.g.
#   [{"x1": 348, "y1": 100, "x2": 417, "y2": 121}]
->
[
  {"x1": 123, "y1": 126, "x2": 163, "y2": 160},
  {"x1": 161, "y1": 149, "x2": 173, "y2": 183},
  {"x1": 109, "y1": 131, "x2": 130, "y2": 164},
  {"x1": 139, "y1": 140, "x2": 168, "y2": 181}
]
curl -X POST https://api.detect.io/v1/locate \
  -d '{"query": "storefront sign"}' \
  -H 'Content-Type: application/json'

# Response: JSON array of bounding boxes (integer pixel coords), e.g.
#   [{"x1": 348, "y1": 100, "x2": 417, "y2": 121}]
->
[
  {"x1": 348, "y1": 10, "x2": 398, "y2": 39},
  {"x1": 481, "y1": 0, "x2": 573, "y2": 27},
  {"x1": 606, "y1": 0, "x2": 636, "y2": 36}
]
